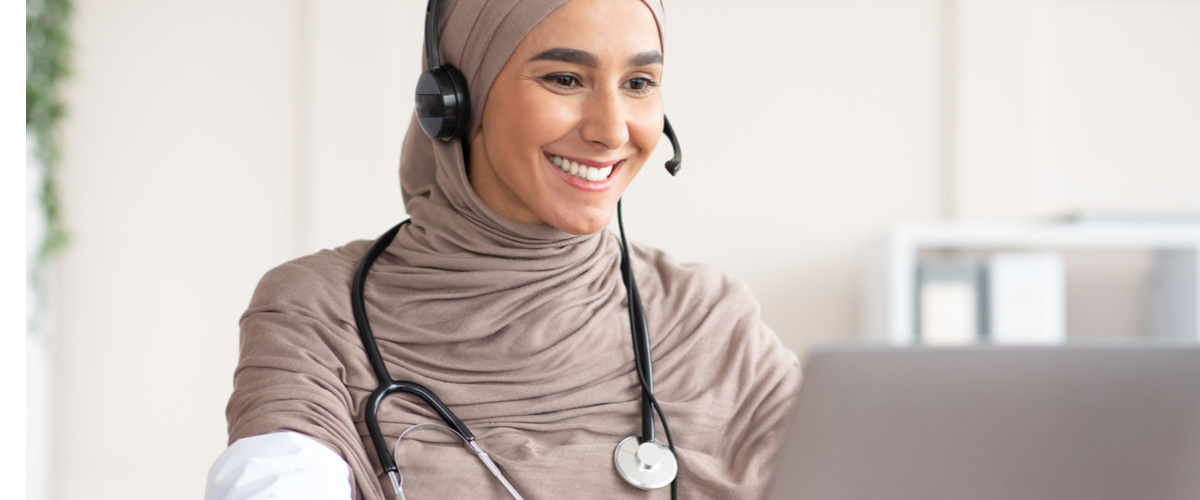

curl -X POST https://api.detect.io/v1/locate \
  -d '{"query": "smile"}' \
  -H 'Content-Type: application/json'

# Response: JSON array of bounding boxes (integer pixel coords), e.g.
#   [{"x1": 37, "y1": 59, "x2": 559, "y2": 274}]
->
[{"x1": 548, "y1": 154, "x2": 616, "y2": 182}]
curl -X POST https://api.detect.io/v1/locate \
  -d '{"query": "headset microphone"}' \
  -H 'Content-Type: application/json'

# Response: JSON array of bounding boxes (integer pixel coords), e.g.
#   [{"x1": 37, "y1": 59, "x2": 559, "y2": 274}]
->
[{"x1": 662, "y1": 116, "x2": 682, "y2": 176}]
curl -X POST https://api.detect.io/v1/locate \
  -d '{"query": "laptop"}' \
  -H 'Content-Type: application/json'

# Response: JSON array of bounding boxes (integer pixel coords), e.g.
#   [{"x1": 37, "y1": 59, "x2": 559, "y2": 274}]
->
[{"x1": 764, "y1": 343, "x2": 1200, "y2": 500}]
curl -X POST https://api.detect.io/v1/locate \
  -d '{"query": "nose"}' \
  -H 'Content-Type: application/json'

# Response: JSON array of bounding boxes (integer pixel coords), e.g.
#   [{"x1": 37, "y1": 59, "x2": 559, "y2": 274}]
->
[{"x1": 579, "y1": 88, "x2": 629, "y2": 150}]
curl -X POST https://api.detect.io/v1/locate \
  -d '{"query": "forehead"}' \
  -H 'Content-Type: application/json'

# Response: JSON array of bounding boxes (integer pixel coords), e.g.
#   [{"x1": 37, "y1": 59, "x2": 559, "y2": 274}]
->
[{"x1": 516, "y1": 0, "x2": 662, "y2": 59}]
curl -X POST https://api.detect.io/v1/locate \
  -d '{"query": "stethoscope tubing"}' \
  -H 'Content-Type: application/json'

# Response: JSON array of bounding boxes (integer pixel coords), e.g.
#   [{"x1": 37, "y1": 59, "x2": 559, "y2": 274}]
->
[
  {"x1": 352, "y1": 220, "x2": 476, "y2": 478},
  {"x1": 617, "y1": 204, "x2": 657, "y2": 444}
]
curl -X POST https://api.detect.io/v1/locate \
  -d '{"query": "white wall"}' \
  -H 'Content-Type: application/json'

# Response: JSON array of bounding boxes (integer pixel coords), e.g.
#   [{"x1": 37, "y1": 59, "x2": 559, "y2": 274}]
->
[
  {"x1": 56, "y1": 1, "x2": 303, "y2": 497},
  {"x1": 50, "y1": 0, "x2": 1200, "y2": 498}
]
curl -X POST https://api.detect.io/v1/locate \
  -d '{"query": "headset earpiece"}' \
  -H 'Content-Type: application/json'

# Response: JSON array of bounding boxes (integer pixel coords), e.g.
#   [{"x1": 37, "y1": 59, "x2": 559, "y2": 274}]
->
[
  {"x1": 416, "y1": 65, "x2": 470, "y2": 140},
  {"x1": 415, "y1": 0, "x2": 470, "y2": 141}
]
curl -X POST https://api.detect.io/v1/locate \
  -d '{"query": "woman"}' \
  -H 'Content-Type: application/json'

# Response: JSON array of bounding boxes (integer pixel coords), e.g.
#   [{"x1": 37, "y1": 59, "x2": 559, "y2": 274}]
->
[{"x1": 207, "y1": 0, "x2": 800, "y2": 498}]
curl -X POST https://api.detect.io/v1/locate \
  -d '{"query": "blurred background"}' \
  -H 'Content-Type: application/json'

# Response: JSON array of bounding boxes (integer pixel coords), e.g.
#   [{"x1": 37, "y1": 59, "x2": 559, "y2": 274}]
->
[{"x1": 25, "y1": 0, "x2": 1200, "y2": 498}]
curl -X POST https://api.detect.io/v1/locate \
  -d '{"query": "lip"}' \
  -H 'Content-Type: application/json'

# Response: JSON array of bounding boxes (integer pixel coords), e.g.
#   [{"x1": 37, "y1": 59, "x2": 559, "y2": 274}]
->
[
  {"x1": 545, "y1": 153, "x2": 625, "y2": 192},
  {"x1": 549, "y1": 153, "x2": 624, "y2": 169}
]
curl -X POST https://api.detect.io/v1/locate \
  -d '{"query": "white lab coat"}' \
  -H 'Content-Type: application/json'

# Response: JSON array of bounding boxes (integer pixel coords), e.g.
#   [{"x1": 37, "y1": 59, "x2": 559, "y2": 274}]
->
[{"x1": 206, "y1": 432, "x2": 352, "y2": 500}]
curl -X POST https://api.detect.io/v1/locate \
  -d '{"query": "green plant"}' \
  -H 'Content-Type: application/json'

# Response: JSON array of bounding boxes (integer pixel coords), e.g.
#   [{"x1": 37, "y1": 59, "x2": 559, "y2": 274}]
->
[{"x1": 27, "y1": 0, "x2": 73, "y2": 330}]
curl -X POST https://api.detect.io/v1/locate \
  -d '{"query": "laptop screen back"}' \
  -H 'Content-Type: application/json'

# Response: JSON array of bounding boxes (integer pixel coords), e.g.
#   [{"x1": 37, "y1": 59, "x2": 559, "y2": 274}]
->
[{"x1": 764, "y1": 345, "x2": 1200, "y2": 500}]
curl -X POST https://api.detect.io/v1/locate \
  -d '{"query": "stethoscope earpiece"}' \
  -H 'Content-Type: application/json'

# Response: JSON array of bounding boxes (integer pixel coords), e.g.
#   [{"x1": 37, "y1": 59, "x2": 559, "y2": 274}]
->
[{"x1": 615, "y1": 436, "x2": 678, "y2": 490}]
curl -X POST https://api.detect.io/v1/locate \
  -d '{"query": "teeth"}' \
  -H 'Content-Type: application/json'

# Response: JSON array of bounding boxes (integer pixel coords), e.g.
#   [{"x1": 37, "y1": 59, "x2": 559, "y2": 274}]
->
[{"x1": 549, "y1": 155, "x2": 614, "y2": 182}]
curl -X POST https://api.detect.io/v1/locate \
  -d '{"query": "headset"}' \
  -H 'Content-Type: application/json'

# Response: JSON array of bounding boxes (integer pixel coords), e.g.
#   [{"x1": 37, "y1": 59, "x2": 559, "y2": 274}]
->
[{"x1": 413, "y1": 0, "x2": 683, "y2": 176}]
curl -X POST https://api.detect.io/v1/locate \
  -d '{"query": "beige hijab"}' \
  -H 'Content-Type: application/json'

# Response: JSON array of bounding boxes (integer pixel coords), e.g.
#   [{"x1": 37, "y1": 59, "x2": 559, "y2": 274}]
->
[{"x1": 226, "y1": 1, "x2": 800, "y2": 498}]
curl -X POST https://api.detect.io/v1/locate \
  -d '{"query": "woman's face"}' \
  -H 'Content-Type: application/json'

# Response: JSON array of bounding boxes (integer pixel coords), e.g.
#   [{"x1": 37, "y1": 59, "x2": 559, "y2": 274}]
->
[{"x1": 468, "y1": 0, "x2": 664, "y2": 235}]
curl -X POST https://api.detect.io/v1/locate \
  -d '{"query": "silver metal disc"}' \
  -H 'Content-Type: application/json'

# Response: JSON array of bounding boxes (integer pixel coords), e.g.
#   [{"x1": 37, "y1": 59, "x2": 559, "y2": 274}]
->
[{"x1": 614, "y1": 436, "x2": 677, "y2": 490}]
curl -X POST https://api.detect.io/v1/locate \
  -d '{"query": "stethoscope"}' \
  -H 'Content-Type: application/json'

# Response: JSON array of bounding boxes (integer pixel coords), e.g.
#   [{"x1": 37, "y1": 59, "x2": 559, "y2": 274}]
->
[{"x1": 351, "y1": 200, "x2": 680, "y2": 500}]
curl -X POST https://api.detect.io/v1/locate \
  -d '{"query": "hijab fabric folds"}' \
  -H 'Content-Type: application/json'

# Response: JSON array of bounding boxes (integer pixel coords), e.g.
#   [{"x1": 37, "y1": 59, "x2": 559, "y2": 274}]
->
[{"x1": 225, "y1": 0, "x2": 800, "y2": 498}]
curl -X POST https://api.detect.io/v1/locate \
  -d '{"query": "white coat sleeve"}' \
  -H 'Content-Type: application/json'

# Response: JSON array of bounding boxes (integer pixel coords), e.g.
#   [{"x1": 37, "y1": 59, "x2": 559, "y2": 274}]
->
[{"x1": 205, "y1": 431, "x2": 353, "y2": 500}]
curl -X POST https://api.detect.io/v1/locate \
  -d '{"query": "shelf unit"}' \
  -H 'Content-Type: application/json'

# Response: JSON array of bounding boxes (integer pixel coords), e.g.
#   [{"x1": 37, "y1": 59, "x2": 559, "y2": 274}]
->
[{"x1": 863, "y1": 222, "x2": 1200, "y2": 344}]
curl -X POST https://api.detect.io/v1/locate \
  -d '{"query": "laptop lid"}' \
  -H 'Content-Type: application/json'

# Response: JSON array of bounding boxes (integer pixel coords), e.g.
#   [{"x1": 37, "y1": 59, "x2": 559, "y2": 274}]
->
[{"x1": 764, "y1": 344, "x2": 1200, "y2": 500}]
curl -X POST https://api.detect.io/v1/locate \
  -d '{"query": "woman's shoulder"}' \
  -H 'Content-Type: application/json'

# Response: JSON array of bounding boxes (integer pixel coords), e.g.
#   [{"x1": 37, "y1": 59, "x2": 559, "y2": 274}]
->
[
  {"x1": 246, "y1": 239, "x2": 375, "y2": 313},
  {"x1": 627, "y1": 240, "x2": 757, "y2": 307},
  {"x1": 628, "y1": 241, "x2": 752, "y2": 290}
]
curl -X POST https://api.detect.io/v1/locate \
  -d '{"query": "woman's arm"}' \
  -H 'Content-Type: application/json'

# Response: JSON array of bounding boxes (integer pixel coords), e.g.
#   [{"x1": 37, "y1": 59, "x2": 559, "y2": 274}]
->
[
  {"x1": 206, "y1": 431, "x2": 352, "y2": 500},
  {"x1": 224, "y1": 254, "x2": 383, "y2": 498}
]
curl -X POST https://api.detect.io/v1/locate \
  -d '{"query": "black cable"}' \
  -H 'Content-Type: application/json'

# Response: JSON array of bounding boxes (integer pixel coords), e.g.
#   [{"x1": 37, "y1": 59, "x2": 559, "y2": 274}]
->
[
  {"x1": 619, "y1": 222, "x2": 655, "y2": 444},
  {"x1": 617, "y1": 199, "x2": 679, "y2": 499}
]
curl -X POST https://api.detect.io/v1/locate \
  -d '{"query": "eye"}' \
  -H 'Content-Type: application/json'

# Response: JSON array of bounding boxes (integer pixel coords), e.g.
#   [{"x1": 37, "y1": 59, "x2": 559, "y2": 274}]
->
[
  {"x1": 542, "y1": 73, "x2": 582, "y2": 90},
  {"x1": 623, "y1": 77, "x2": 659, "y2": 94}
]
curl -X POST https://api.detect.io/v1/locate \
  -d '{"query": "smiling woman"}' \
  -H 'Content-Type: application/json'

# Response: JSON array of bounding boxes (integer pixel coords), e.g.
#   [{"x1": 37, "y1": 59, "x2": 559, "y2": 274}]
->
[{"x1": 207, "y1": 1, "x2": 800, "y2": 499}]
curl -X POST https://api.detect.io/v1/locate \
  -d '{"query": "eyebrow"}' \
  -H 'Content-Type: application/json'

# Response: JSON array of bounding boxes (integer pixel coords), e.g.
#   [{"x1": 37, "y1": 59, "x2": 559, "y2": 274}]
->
[
  {"x1": 628, "y1": 51, "x2": 663, "y2": 67},
  {"x1": 528, "y1": 48, "x2": 663, "y2": 68},
  {"x1": 529, "y1": 48, "x2": 598, "y2": 67}
]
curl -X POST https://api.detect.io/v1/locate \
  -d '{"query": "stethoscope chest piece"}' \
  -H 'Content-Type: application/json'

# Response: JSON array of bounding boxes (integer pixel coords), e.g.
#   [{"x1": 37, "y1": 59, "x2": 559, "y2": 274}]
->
[{"x1": 614, "y1": 436, "x2": 678, "y2": 490}]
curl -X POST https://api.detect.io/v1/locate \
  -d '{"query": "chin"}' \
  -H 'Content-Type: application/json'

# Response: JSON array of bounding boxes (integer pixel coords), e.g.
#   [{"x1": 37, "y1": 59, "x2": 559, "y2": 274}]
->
[{"x1": 545, "y1": 204, "x2": 616, "y2": 236}]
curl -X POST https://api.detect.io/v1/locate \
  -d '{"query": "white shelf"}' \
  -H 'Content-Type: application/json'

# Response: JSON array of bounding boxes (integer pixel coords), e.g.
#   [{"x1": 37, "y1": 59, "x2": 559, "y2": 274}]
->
[{"x1": 863, "y1": 222, "x2": 1200, "y2": 344}]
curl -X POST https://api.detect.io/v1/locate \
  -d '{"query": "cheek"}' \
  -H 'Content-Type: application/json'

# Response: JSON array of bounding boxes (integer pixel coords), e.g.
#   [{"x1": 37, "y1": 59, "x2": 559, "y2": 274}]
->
[
  {"x1": 631, "y1": 112, "x2": 664, "y2": 160},
  {"x1": 482, "y1": 96, "x2": 558, "y2": 182},
  {"x1": 502, "y1": 89, "x2": 578, "y2": 149}
]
